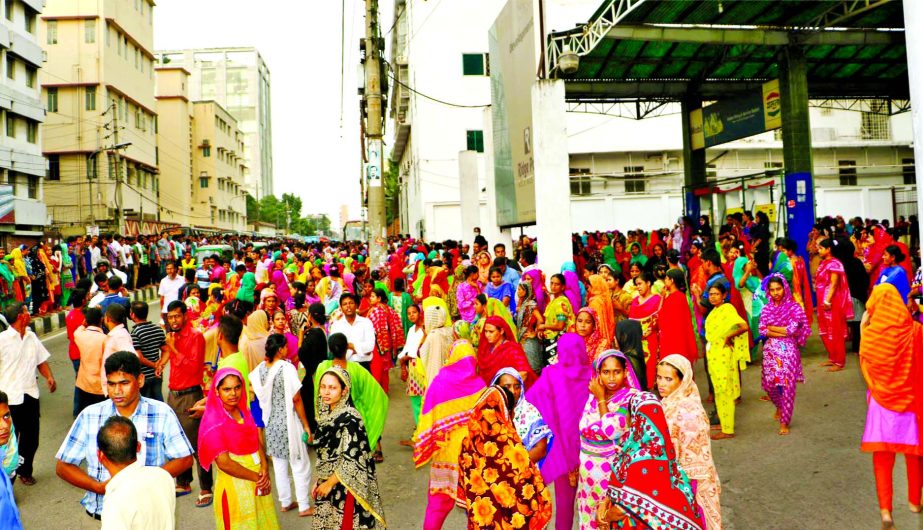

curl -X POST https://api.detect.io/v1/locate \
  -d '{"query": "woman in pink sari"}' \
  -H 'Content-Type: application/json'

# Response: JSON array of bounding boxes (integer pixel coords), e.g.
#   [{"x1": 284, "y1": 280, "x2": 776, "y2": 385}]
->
[
  {"x1": 629, "y1": 271, "x2": 662, "y2": 389},
  {"x1": 816, "y1": 238, "x2": 853, "y2": 372}
]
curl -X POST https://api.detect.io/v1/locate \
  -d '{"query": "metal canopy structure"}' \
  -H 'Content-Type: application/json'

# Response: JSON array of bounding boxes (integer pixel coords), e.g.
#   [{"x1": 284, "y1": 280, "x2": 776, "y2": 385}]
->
[{"x1": 547, "y1": 0, "x2": 907, "y2": 103}]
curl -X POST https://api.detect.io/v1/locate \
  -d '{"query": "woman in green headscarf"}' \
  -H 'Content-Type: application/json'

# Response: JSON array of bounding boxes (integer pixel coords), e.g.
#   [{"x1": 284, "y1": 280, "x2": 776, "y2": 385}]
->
[
  {"x1": 601, "y1": 244, "x2": 622, "y2": 277},
  {"x1": 235, "y1": 271, "x2": 256, "y2": 304},
  {"x1": 58, "y1": 243, "x2": 75, "y2": 307},
  {"x1": 628, "y1": 242, "x2": 648, "y2": 269},
  {"x1": 471, "y1": 297, "x2": 517, "y2": 349},
  {"x1": 0, "y1": 253, "x2": 15, "y2": 309}
]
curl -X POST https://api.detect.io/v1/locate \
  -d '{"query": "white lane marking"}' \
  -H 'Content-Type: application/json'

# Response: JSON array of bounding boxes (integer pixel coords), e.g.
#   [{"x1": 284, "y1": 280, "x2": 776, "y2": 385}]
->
[{"x1": 40, "y1": 299, "x2": 160, "y2": 345}]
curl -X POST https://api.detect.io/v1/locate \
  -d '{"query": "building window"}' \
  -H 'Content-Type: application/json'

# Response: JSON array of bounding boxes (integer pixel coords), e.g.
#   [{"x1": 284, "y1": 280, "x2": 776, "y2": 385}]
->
[
  {"x1": 903, "y1": 158, "x2": 916, "y2": 185},
  {"x1": 706, "y1": 162, "x2": 718, "y2": 180},
  {"x1": 5, "y1": 115, "x2": 13, "y2": 138},
  {"x1": 623, "y1": 166, "x2": 646, "y2": 193},
  {"x1": 462, "y1": 53, "x2": 488, "y2": 76},
  {"x1": 203, "y1": 145, "x2": 211, "y2": 157},
  {"x1": 860, "y1": 101, "x2": 890, "y2": 140},
  {"x1": 466, "y1": 130, "x2": 484, "y2": 153},
  {"x1": 4, "y1": 0, "x2": 11, "y2": 21},
  {"x1": 838, "y1": 160, "x2": 857, "y2": 186},
  {"x1": 47, "y1": 87, "x2": 58, "y2": 112},
  {"x1": 24, "y1": 8, "x2": 34, "y2": 33},
  {"x1": 6, "y1": 56, "x2": 13, "y2": 80},
  {"x1": 27, "y1": 175, "x2": 37, "y2": 199},
  {"x1": 764, "y1": 161, "x2": 783, "y2": 176},
  {"x1": 569, "y1": 168, "x2": 591, "y2": 196},
  {"x1": 26, "y1": 121, "x2": 36, "y2": 143},
  {"x1": 199, "y1": 176, "x2": 209, "y2": 188},
  {"x1": 47, "y1": 20, "x2": 57, "y2": 44},
  {"x1": 25, "y1": 65, "x2": 35, "y2": 88},
  {"x1": 85, "y1": 86, "x2": 96, "y2": 110},
  {"x1": 48, "y1": 155, "x2": 60, "y2": 181},
  {"x1": 84, "y1": 19, "x2": 96, "y2": 43}
]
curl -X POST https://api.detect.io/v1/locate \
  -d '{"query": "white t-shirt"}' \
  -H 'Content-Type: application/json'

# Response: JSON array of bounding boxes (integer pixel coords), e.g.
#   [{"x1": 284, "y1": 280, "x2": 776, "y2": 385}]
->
[
  {"x1": 158, "y1": 274, "x2": 186, "y2": 312},
  {"x1": 101, "y1": 461, "x2": 176, "y2": 530},
  {"x1": 0, "y1": 327, "x2": 51, "y2": 405},
  {"x1": 328, "y1": 315, "x2": 376, "y2": 363}
]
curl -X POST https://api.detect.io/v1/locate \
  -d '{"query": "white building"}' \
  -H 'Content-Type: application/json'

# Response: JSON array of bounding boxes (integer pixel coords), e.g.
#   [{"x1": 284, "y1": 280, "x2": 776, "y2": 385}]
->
[
  {"x1": 156, "y1": 47, "x2": 274, "y2": 198},
  {"x1": 0, "y1": 0, "x2": 47, "y2": 246},
  {"x1": 387, "y1": 0, "x2": 916, "y2": 242}
]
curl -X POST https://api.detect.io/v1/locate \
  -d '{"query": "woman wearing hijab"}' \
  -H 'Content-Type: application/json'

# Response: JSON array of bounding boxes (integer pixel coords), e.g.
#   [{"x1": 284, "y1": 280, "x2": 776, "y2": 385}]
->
[
  {"x1": 875, "y1": 244, "x2": 912, "y2": 303},
  {"x1": 816, "y1": 238, "x2": 853, "y2": 371},
  {"x1": 627, "y1": 242, "x2": 648, "y2": 272},
  {"x1": 577, "y1": 349, "x2": 641, "y2": 529},
  {"x1": 859, "y1": 284, "x2": 923, "y2": 529},
  {"x1": 419, "y1": 305, "x2": 455, "y2": 387},
  {"x1": 476, "y1": 315, "x2": 536, "y2": 388},
  {"x1": 658, "y1": 268, "x2": 699, "y2": 369},
  {"x1": 596, "y1": 392, "x2": 706, "y2": 530},
  {"x1": 313, "y1": 366, "x2": 386, "y2": 529},
  {"x1": 241, "y1": 309, "x2": 270, "y2": 373},
  {"x1": 705, "y1": 282, "x2": 750, "y2": 440},
  {"x1": 759, "y1": 275, "x2": 810, "y2": 435},
  {"x1": 457, "y1": 386, "x2": 553, "y2": 529},
  {"x1": 8, "y1": 248, "x2": 28, "y2": 303},
  {"x1": 249, "y1": 334, "x2": 314, "y2": 517},
  {"x1": 562, "y1": 261, "x2": 586, "y2": 313},
  {"x1": 472, "y1": 296, "x2": 518, "y2": 349},
  {"x1": 270, "y1": 268, "x2": 292, "y2": 308},
  {"x1": 587, "y1": 274, "x2": 616, "y2": 346},
  {"x1": 26, "y1": 245, "x2": 50, "y2": 315},
  {"x1": 573, "y1": 307, "x2": 607, "y2": 363},
  {"x1": 526, "y1": 333, "x2": 593, "y2": 530},
  {"x1": 413, "y1": 340, "x2": 486, "y2": 530},
  {"x1": 515, "y1": 280, "x2": 545, "y2": 373},
  {"x1": 474, "y1": 250, "x2": 493, "y2": 285},
  {"x1": 491, "y1": 368, "x2": 552, "y2": 465},
  {"x1": 235, "y1": 271, "x2": 256, "y2": 304},
  {"x1": 538, "y1": 273, "x2": 575, "y2": 365},
  {"x1": 657, "y1": 354, "x2": 722, "y2": 530},
  {"x1": 198, "y1": 367, "x2": 279, "y2": 529},
  {"x1": 628, "y1": 271, "x2": 661, "y2": 388}
]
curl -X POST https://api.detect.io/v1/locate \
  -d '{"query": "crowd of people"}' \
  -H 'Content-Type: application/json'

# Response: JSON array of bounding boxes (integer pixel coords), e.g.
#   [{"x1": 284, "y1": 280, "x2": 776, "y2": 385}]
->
[{"x1": 0, "y1": 211, "x2": 918, "y2": 529}]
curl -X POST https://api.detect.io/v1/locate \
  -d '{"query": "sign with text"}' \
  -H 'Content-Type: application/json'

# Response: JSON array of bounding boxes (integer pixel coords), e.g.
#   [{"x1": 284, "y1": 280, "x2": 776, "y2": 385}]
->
[
  {"x1": 690, "y1": 79, "x2": 782, "y2": 149},
  {"x1": 366, "y1": 139, "x2": 382, "y2": 188}
]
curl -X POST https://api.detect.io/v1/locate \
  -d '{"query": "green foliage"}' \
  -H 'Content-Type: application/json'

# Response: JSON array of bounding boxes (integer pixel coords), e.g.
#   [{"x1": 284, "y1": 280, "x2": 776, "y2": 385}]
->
[
  {"x1": 384, "y1": 159, "x2": 400, "y2": 226},
  {"x1": 252, "y1": 193, "x2": 331, "y2": 236}
]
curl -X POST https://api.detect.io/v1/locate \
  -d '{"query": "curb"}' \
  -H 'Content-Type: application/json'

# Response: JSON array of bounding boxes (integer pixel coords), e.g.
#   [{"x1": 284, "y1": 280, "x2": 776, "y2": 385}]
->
[{"x1": 30, "y1": 286, "x2": 159, "y2": 338}]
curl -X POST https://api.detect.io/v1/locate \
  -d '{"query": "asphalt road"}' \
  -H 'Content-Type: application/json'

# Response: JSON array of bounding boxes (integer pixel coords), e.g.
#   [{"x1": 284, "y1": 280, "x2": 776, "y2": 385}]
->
[{"x1": 11, "y1": 303, "x2": 915, "y2": 529}]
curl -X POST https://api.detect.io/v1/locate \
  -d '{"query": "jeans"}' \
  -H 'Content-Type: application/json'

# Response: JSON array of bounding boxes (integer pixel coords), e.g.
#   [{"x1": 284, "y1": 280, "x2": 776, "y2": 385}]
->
[
  {"x1": 72, "y1": 359, "x2": 80, "y2": 417},
  {"x1": 140, "y1": 377, "x2": 164, "y2": 402}
]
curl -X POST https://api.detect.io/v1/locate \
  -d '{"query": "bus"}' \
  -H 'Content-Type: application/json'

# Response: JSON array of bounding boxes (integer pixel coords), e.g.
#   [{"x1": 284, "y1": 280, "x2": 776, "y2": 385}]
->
[{"x1": 342, "y1": 220, "x2": 368, "y2": 242}]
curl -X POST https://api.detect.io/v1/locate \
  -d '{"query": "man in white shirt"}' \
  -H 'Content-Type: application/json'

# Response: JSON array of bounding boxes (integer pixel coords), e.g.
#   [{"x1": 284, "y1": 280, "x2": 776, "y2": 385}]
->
[
  {"x1": 157, "y1": 262, "x2": 185, "y2": 323},
  {"x1": 328, "y1": 293, "x2": 375, "y2": 370},
  {"x1": 90, "y1": 260, "x2": 128, "y2": 294},
  {"x1": 0, "y1": 302, "x2": 56, "y2": 485},
  {"x1": 102, "y1": 305, "x2": 136, "y2": 396},
  {"x1": 98, "y1": 415, "x2": 176, "y2": 530},
  {"x1": 90, "y1": 238, "x2": 101, "y2": 270}
]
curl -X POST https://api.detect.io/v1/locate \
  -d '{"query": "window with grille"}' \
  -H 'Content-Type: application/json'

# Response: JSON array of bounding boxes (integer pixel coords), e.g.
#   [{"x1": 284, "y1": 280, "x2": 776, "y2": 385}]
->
[
  {"x1": 570, "y1": 168, "x2": 591, "y2": 196},
  {"x1": 903, "y1": 158, "x2": 916, "y2": 185},
  {"x1": 27, "y1": 175, "x2": 37, "y2": 199},
  {"x1": 860, "y1": 101, "x2": 890, "y2": 140},
  {"x1": 84, "y1": 19, "x2": 95, "y2": 43},
  {"x1": 48, "y1": 155, "x2": 60, "y2": 180},
  {"x1": 47, "y1": 88, "x2": 58, "y2": 113},
  {"x1": 838, "y1": 160, "x2": 857, "y2": 186},
  {"x1": 47, "y1": 21, "x2": 57, "y2": 44},
  {"x1": 466, "y1": 130, "x2": 484, "y2": 153},
  {"x1": 624, "y1": 166, "x2": 645, "y2": 193},
  {"x1": 86, "y1": 86, "x2": 96, "y2": 111}
]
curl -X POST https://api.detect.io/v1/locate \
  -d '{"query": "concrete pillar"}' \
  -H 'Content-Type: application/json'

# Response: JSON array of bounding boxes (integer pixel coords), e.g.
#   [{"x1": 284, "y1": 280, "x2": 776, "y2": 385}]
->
[
  {"x1": 531, "y1": 79, "x2": 572, "y2": 276},
  {"x1": 779, "y1": 45, "x2": 815, "y2": 259},
  {"x1": 458, "y1": 150, "x2": 480, "y2": 238},
  {"x1": 904, "y1": 0, "x2": 923, "y2": 248},
  {"x1": 681, "y1": 96, "x2": 706, "y2": 220},
  {"x1": 481, "y1": 107, "x2": 513, "y2": 251}
]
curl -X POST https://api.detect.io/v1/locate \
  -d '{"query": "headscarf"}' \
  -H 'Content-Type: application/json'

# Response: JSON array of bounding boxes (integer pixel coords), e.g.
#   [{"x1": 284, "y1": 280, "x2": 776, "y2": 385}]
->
[
  {"x1": 759, "y1": 274, "x2": 810, "y2": 347},
  {"x1": 522, "y1": 268, "x2": 548, "y2": 313},
  {"x1": 474, "y1": 250, "x2": 492, "y2": 284},
  {"x1": 235, "y1": 271, "x2": 256, "y2": 303},
  {"x1": 607, "y1": 392, "x2": 705, "y2": 530},
  {"x1": 574, "y1": 307, "x2": 606, "y2": 362},
  {"x1": 615, "y1": 319, "x2": 648, "y2": 391},
  {"x1": 419, "y1": 305, "x2": 455, "y2": 385},
  {"x1": 457, "y1": 386, "x2": 553, "y2": 529},
  {"x1": 8, "y1": 248, "x2": 26, "y2": 278},
  {"x1": 628, "y1": 242, "x2": 648, "y2": 267},
  {"x1": 525, "y1": 333, "x2": 592, "y2": 483},
  {"x1": 197, "y1": 368, "x2": 260, "y2": 471},
  {"x1": 561, "y1": 262, "x2": 584, "y2": 313},
  {"x1": 594, "y1": 349, "x2": 642, "y2": 390},
  {"x1": 659, "y1": 354, "x2": 707, "y2": 427},
  {"x1": 587, "y1": 274, "x2": 615, "y2": 346},
  {"x1": 314, "y1": 366, "x2": 386, "y2": 527},
  {"x1": 859, "y1": 284, "x2": 922, "y2": 413},
  {"x1": 270, "y1": 269, "x2": 291, "y2": 304},
  {"x1": 476, "y1": 315, "x2": 536, "y2": 388},
  {"x1": 453, "y1": 320, "x2": 471, "y2": 340},
  {"x1": 243, "y1": 310, "x2": 270, "y2": 371},
  {"x1": 490, "y1": 368, "x2": 552, "y2": 457},
  {"x1": 422, "y1": 294, "x2": 453, "y2": 328},
  {"x1": 515, "y1": 280, "x2": 537, "y2": 332},
  {"x1": 413, "y1": 340, "x2": 486, "y2": 466}
]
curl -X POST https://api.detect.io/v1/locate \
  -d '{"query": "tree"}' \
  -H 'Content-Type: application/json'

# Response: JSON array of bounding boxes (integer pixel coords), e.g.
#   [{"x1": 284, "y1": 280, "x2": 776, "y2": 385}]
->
[
  {"x1": 246, "y1": 193, "x2": 259, "y2": 223},
  {"x1": 384, "y1": 159, "x2": 400, "y2": 227}
]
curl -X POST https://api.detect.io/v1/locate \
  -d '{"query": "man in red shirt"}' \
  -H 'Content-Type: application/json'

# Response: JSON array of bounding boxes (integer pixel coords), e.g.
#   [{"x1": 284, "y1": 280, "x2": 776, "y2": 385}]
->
[
  {"x1": 155, "y1": 300, "x2": 212, "y2": 506},
  {"x1": 65, "y1": 289, "x2": 88, "y2": 417}
]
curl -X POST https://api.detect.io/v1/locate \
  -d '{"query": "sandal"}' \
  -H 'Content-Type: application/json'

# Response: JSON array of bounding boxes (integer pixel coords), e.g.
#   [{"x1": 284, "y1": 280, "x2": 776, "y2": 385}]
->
[
  {"x1": 196, "y1": 492, "x2": 213, "y2": 508},
  {"x1": 18, "y1": 476, "x2": 35, "y2": 486},
  {"x1": 374, "y1": 450, "x2": 384, "y2": 463},
  {"x1": 175, "y1": 486, "x2": 192, "y2": 497},
  {"x1": 281, "y1": 502, "x2": 298, "y2": 512}
]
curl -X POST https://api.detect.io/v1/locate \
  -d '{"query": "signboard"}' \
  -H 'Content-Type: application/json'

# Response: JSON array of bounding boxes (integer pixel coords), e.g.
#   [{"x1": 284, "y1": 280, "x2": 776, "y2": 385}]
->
[
  {"x1": 690, "y1": 79, "x2": 782, "y2": 150},
  {"x1": 489, "y1": 0, "x2": 540, "y2": 227},
  {"x1": 366, "y1": 139, "x2": 382, "y2": 188},
  {"x1": 754, "y1": 203, "x2": 777, "y2": 223},
  {"x1": 0, "y1": 185, "x2": 13, "y2": 224}
]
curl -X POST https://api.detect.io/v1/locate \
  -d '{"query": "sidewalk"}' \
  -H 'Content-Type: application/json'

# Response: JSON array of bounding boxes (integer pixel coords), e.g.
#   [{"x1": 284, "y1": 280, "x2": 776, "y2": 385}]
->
[{"x1": 28, "y1": 285, "x2": 160, "y2": 337}]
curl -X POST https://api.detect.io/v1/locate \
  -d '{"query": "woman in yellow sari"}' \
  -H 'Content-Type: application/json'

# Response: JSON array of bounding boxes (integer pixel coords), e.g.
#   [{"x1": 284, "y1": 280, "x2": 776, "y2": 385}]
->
[
  {"x1": 422, "y1": 286, "x2": 452, "y2": 327},
  {"x1": 471, "y1": 296, "x2": 517, "y2": 349},
  {"x1": 704, "y1": 282, "x2": 750, "y2": 440}
]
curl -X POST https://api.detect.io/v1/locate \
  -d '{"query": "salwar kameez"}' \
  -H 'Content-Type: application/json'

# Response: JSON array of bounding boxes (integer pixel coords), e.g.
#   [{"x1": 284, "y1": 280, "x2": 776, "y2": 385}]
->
[
  {"x1": 705, "y1": 304, "x2": 749, "y2": 435},
  {"x1": 816, "y1": 257, "x2": 853, "y2": 367},
  {"x1": 213, "y1": 452, "x2": 280, "y2": 530}
]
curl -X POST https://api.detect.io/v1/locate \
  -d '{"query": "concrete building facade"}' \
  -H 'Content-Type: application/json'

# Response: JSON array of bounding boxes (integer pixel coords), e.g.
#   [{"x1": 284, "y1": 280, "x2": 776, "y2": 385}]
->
[
  {"x1": 191, "y1": 100, "x2": 247, "y2": 233},
  {"x1": 154, "y1": 66, "x2": 192, "y2": 226},
  {"x1": 40, "y1": 0, "x2": 160, "y2": 231},
  {"x1": 0, "y1": 0, "x2": 48, "y2": 246},
  {"x1": 156, "y1": 47, "x2": 273, "y2": 199}
]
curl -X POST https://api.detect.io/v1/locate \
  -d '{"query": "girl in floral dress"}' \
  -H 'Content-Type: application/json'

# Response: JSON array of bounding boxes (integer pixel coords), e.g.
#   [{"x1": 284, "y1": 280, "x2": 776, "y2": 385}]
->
[{"x1": 576, "y1": 349, "x2": 641, "y2": 529}]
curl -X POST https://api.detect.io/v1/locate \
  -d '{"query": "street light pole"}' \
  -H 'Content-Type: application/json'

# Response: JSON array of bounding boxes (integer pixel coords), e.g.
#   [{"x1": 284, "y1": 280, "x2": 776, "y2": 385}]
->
[{"x1": 364, "y1": 0, "x2": 385, "y2": 266}]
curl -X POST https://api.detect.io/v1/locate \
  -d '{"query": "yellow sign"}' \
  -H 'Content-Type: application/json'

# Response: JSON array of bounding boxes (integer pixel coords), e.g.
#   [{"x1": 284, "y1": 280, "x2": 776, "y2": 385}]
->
[
  {"x1": 754, "y1": 203, "x2": 777, "y2": 223},
  {"x1": 762, "y1": 79, "x2": 782, "y2": 131},
  {"x1": 690, "y1": 108, "x2": 704, "y2": 150},
  {"x1": 725, "y1": 207, "x2": 744, "y2": 220}
]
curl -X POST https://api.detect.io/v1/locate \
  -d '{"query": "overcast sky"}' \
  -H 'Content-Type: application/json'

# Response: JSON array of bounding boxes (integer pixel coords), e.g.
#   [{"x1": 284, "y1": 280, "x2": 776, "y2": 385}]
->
[{"x1": 154, "y1": 0, "x2": 378, "y2": 225}]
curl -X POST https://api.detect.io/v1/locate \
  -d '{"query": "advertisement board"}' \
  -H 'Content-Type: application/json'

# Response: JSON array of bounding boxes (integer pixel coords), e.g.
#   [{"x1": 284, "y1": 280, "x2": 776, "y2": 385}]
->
[
  {"x1": 488, "y1": 0, "x2": 540, "y2": 227},
  {"x1": 690, "y1": 79, "x2": 782, "y2": 149},
  {"x1": 0, "y1": 185, "x2": 14, "y2": 224}
]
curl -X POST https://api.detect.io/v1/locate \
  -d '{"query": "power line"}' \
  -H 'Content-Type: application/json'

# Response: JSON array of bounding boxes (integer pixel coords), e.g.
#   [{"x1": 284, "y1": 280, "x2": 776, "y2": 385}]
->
[{"x1": 385, "y1": 64, "x2": 489, "y2": 109}]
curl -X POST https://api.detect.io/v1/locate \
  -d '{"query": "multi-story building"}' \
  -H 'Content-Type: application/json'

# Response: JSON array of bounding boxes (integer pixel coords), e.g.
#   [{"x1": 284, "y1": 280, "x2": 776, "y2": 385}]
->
[
  {"x1": 0, "y1": 0, "x2": 47, "y2": 246},
  {"x1": 40, "y1": 0, "x2": 160, "y2": 232},
  {"x1": 154, "y1": 65, "x2": 192, "y2": 226},
  {"x1": 191, "y1": 100, "x2": 247, "y2": 232},
  {"x1": 156, "y1": 47, "x2": 273, "y2": 199}
]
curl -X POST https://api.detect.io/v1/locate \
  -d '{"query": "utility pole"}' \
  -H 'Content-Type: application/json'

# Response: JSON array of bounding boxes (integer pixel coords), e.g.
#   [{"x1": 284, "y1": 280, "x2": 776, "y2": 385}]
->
[
  {"x1": 364, "y1": 0, "x2": 386, "y2": 266},
  {"x1": 113, "y1": 106, "x2": 124, "y2": 234}
]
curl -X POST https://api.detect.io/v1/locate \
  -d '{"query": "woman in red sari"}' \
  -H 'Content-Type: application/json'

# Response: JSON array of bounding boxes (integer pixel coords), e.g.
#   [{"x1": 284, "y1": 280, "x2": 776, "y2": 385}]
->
[
  {"x1": 368, "y1": 288, "x2": 405, "y2": 392},
  {"x1": 629, "y1": 271, "x2": 662, "y2": 389},
  {"x1": 659, "y1": 268, "x2": 699, "y2": 368},
  {"x1": 476, "y1": 315, "x2": 537, "y2": 388},
  {"x1": 816, "y1": 238, "x2": 853, "y2": 372}
]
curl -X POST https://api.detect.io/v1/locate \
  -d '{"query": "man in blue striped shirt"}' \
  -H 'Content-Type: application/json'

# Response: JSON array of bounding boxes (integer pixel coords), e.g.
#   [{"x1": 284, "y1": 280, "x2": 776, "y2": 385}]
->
[{"x1": 55, "y1": 351, "x2": 194, "y2": 520}]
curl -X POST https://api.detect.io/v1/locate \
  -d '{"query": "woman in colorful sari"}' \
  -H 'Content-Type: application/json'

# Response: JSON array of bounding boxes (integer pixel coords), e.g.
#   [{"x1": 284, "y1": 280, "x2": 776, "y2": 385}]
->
[
  {"x1": 235, "y1": 271, "x2": 256, "y2": 305},
  {"x1": 313, "y1": 366, "x2": 386, "y2": 529},
  {"x1": 445, "y1": 263, "x2": 467, "y2": 322},
  {"x1": 587, "y1": 275, "x2": 615, "y2": 346},
  {"x1": 199, "y1": 367, "x2": 279, "y2": 530},
  {"x1": 859, "y1": 284, "x2": 923, "y2": 529},
  {"x1": 368, "y1": 288, "x2": 404, "y2": 394},
  {"x1": 484, "y1": 266, "x2": 516, "y2": 314},
  {"x1": 471, "y1": 296, "x2": 517, "y2": 349},
  {"x1": 515, "y1": 280, "x2": 545, "y2": 374},
  {"x1": 781, "y1": 238, "x2": 814, "y2": 327},
  {"x1": 875, "y1": 244, "x2": 912, "y2": 303},
  {"x1": 57, "y1": 242, "x2": 75, "y2": 307},
  {"x1": 596, "y1": 392, "x2": 706, "y2": 530},
  {"x1": 419, "y1": 305, "x2": 455, "y2": 387},
  {"x1": 577, "y1": 349, "x2": 641, "y2": 529},
  {"x1": 8, "y1": 248, "x2": 28, "y2": 303},
  {"x1": 573, "y1": 306, "x2": 608, "y2": 363},
  {"x1": 705, "y1": 282, "x2": 750, "y2": 440},
  {"x1": 659, "y1": 268, "x2": 699, "y2": 368},
  {"x1": 758, "y1": 275, "x2": 810, "y2": 435},
  {"x1": 816, "y1": 238, "x2": 853, "y2": 372},
  {"x1": 270, "y1": 268, "x2": 292, "y2": 309},
  {"x1": 476, "y1": 315, "x2": 536, "y2": 388},
  {"x1": 537, "y1": 273, "x2": 575, "y2": 365},
  {"x1": 241, "y1": 310, "x2": 270, "y2": 373},
  {"x1": 491, "y1": 368, "x2": 552, "y2": 465},
  {"x1": 525, "y1": 332, "x2": 593, "y2": 529},
  {"x1": 474, "y1": 250, "x2": 493, "y2": 285},
  {"x1": 521, "y1": 265, "x2": 548, "y2": 313},
  {"x1": 455, "y1": 265, "x2": 481, "y2": 324},
  {"x1": 0, "y1": 255, "x2": 15, "y2": 310},
  {"x1": 628, "y1": 271, "x2": 661, "y2": 389},
  {"x1": 457, "y1": 385, "x2": 553, "y2": 529},
  {"x1": 413, "y1": 341, "x2": 485, "y2": 530},
  {"x1": 657, "y1": 355, "x2": 722, "y2": 530},
  {"x1": 26, "y1": 245, "x2": 50, "y2": 314},
  {"x1": 562, "y1": 261, "x2": 586, "y2": 313}
]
